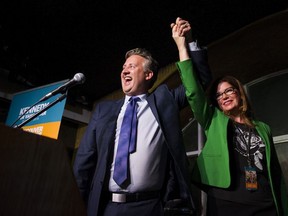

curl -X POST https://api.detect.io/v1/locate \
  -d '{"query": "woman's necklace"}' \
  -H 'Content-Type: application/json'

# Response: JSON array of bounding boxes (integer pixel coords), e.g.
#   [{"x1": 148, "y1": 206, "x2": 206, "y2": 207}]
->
[{"x1": 234, "y1": 122, "x2": 258, "y2": 191}]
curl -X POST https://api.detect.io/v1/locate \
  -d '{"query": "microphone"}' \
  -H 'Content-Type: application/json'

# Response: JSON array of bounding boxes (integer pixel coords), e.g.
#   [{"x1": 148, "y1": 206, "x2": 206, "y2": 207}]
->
[
  {"x1": 39, "y1": 73, "x2": 85, "y2": 102},
  {"x1": 10, "y1": 73, "x2": 85, "y2": 128}
]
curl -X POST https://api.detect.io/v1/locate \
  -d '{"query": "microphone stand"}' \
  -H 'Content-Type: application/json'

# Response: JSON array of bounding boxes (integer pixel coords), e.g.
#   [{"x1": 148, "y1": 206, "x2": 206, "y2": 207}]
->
[{"x1": 14, "y1": 92, "x2": 67, "y2": 129}]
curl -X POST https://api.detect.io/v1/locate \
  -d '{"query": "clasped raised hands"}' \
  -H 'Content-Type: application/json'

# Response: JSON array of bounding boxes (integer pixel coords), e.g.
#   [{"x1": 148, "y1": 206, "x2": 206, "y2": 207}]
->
[{"x1": 171, "y1": 17, "x2": 192, "y2": 60}]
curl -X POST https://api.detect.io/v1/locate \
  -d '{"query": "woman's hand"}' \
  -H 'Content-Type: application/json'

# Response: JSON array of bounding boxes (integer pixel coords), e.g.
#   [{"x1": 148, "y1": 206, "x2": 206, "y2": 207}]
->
[{"x1": 171, "y1": 17, "x2": 191, "y2": 61}]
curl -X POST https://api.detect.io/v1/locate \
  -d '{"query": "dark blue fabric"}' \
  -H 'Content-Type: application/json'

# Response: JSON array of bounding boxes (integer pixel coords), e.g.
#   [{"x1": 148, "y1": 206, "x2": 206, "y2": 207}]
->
[{"x1": 102, "y1": 198, "x2": 164, "y2": 216}]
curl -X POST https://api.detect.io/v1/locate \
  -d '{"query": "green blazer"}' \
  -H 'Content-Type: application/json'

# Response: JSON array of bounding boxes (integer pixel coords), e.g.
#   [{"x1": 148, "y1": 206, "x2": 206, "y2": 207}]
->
[{"x1": 176, "y1": 59, "x2": 288, "y2": 215}]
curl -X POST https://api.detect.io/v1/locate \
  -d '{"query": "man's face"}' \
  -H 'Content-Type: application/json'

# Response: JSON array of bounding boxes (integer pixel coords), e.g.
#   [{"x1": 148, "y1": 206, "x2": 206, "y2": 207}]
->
[{"x1": 121, "y1": 55, "x2": 152, "y2": 96}]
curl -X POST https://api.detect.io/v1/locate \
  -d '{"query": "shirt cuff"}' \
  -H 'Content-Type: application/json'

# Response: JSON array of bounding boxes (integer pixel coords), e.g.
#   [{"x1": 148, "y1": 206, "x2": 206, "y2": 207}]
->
[{"x1": 188, "y1": 41, "x2": 200, "y2": 51}]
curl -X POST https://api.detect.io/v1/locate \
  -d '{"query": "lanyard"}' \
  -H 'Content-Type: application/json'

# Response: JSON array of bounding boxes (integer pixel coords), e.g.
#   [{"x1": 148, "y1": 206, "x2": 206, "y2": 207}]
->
[{"x1": 234, "y1": 123, "x2": 252, "y2": 167}]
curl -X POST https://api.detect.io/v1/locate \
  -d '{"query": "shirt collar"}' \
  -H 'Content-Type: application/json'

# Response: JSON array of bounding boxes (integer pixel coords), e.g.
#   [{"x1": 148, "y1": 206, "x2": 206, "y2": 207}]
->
[{"x1": 124, "y1": 94, "x2": 147, "y2": 103}]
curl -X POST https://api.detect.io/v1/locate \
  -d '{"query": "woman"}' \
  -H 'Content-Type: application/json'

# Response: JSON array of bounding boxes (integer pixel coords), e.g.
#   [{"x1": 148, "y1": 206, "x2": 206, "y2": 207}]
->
[{"x1": 171, "y1": 18, "x2": 288, "y2": 215}]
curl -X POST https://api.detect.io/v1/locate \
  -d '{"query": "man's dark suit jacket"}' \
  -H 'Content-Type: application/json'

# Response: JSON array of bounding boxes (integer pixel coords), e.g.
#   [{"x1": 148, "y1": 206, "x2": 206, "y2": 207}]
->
[{"x1": 73, "y1": 49, "x2": 211, "y2": 216}]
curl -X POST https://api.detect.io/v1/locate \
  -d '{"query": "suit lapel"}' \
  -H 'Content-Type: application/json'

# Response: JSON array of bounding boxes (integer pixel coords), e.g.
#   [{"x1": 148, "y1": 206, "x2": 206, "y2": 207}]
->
[
  {"x1": 146, "y1": 94, "x2": 161, "y2": 126},
  {"x1": 103, "y1": 99, "x2": 124, "y2": 158}
]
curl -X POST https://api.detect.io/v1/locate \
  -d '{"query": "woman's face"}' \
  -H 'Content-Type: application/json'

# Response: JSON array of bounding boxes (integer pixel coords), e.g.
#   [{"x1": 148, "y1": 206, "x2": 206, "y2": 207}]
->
[{"x1": 216, "y1": 81, "x2": 240, "y2": 114}]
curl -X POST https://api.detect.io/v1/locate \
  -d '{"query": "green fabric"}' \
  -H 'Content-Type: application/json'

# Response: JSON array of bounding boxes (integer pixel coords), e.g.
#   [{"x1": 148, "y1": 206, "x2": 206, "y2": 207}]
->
[{"x1": 176, "y1": 59, "x2": 288, "y2": 215}]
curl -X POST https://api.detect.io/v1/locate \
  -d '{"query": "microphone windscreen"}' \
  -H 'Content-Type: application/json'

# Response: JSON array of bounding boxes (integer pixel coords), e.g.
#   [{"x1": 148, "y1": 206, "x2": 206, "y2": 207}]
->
[{"x1": 74, "y1": 73, "x2": 86, "y2": 84}]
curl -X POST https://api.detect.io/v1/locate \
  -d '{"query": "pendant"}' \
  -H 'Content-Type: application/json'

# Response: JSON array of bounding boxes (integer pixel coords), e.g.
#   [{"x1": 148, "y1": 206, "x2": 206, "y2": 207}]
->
[{"x1": 244, "y1": 166, "x2": 257, "y2": 191}]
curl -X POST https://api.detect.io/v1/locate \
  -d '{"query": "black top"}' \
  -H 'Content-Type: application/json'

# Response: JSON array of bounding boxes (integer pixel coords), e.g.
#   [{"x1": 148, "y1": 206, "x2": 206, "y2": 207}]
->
[{"x1": 207, "y1": 121, "x2": 275, "y2": 206}]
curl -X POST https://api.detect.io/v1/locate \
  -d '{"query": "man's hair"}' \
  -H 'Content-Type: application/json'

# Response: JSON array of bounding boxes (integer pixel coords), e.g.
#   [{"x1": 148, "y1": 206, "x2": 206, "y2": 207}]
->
[{"x1": 125, "y1": 48, "x2": 159, "y2": 88}]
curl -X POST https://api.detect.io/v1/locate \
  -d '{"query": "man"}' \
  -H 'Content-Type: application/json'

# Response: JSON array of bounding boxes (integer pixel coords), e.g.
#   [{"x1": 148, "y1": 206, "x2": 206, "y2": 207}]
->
[{"x1": 73, "y1": 18, "x2": 211, "y2": 216}]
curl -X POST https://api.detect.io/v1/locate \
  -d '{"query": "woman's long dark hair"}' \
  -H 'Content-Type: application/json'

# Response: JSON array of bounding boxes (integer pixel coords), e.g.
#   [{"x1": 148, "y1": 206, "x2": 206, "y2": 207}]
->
[{"x1": 208, "y1": 75, "x2": 255, "y2": 127}]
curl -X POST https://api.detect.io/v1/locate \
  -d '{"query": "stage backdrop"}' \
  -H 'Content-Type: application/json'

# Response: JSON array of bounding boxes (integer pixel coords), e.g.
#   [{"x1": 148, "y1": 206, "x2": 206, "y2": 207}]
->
[{"x1": 5, "y1": 80, "x2": 68, "y2": 139}]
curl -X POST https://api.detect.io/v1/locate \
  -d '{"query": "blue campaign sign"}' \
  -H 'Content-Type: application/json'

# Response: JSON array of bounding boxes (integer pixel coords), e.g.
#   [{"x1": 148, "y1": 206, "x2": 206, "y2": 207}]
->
[{"x1": 6, "y1": 80, "x2": 68, "y2": 139}]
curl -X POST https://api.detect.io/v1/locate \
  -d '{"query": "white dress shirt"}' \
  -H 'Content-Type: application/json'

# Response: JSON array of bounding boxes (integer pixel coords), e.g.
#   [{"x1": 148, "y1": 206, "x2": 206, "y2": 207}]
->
[{"x1": 109, "y1": 94, "x2": 167, "y2": 192}]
